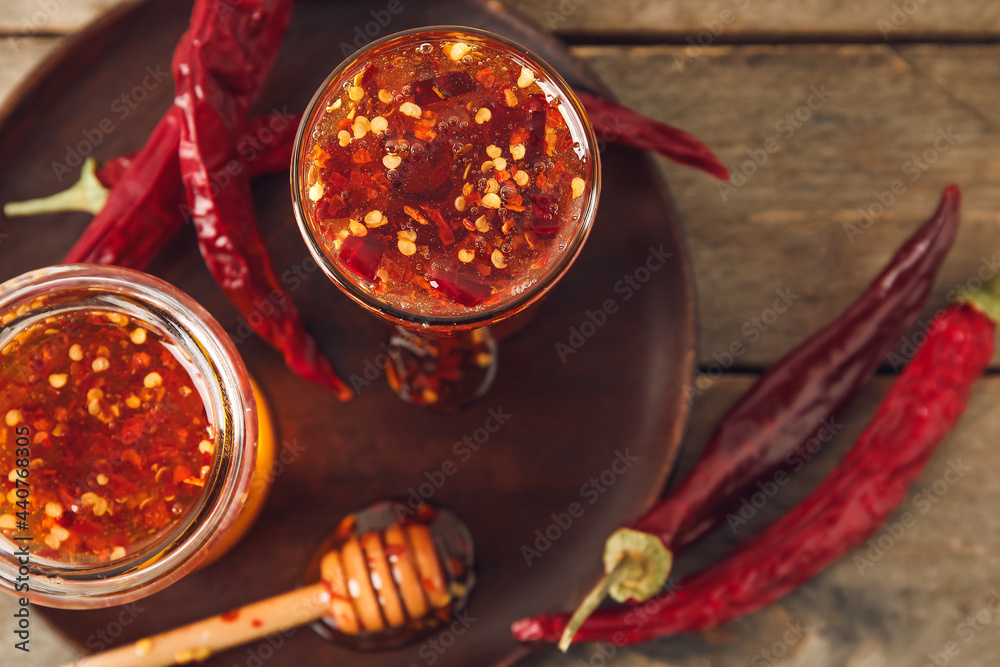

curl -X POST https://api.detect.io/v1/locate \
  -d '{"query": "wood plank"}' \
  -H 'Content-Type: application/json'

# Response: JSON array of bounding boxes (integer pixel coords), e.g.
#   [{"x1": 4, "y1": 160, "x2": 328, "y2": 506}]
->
[
  {"x1": 501, "y1": 0, "x2": 1000, "y2": 41},
  {"x1": 574, "y1": 43, "x2": 1000, "y2": 369},
  {"x1": 24, "y1": 373, "x2": 1000, "y2": 664},
  {"x1": 523, "y1": 373, "x2": 1000, "y2": 667},
  {"x1": 0, "y1": 0, "x2": 129, "y2": 35}
]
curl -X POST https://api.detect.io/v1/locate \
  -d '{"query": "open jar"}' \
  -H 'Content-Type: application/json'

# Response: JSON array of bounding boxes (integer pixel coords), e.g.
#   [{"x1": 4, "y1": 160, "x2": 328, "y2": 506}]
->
[
  {"x1": 0, "y1": 264, "x2": 259, "y2": 608},
  {"x1": 293, "y1": 26, "x2": 600, "y2": 408}
]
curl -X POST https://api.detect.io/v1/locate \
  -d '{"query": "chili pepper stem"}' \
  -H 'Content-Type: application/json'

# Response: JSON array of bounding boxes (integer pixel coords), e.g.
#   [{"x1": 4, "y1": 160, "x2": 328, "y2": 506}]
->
[
  {"x1": 960, "y1": 271, "x2": 1000, "y2": 324},
  {"x1": 559, "y1": 528, "x2": 672, "y2": 651},
  {"x1": 4, "y1": 157, "x2": 108, "y2": 217}
]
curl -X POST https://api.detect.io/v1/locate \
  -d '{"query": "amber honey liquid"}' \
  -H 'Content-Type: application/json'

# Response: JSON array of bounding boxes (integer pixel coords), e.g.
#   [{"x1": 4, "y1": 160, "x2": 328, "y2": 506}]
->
[{"x1": 301, "y1": 32, "x2": 594, "y2": 318}]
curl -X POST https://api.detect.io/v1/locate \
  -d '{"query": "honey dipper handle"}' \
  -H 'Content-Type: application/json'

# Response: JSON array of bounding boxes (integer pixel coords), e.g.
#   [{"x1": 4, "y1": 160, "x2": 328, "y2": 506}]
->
[{"x1": 62, "y1": 583, "x2": 329, "y2": 667}]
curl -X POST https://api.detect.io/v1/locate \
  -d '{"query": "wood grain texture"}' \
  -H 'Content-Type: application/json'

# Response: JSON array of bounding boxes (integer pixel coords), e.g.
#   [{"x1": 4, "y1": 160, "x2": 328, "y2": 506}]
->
[
  {"x1": 0, "y1": 0, "x2": 131, "y2": 34},
  {"x1": 521, "y1": 374, "x2": 1000, "y2": 667},
  {"x1": 575, "y1": 43, "x2": 1000, "y2": 368},
  {"x1": 24, "y1": 374, "x2": 1000, "y2": 666},
  {"x1": 1, "y1": 2, "x2": 1000, "y2": 667},
  {"x1": 501, "y1": 0, "x2": 1000, "y2": 41}
]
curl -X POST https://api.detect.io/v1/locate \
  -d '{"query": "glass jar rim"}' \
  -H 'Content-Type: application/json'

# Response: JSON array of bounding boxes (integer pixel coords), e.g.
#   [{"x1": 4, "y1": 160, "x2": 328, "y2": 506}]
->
[
  {"x1": 0, "y1": 264, "x2": 257, "y2": 608},
  {"x1": 291, "y1": 25, "x2": 602, "y2": 330}
]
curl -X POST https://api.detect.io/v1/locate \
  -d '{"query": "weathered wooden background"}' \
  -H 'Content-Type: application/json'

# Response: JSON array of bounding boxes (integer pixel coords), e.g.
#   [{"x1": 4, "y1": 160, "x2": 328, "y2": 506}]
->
[{"x1": 2, "y1": 0, "x2": 1000, "y2": 665}]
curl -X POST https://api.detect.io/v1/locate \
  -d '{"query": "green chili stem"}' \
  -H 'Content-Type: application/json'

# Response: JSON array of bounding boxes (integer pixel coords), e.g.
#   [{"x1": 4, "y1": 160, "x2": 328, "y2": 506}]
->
[{"x1": 4, "y1": 158, "x2": 108, "y2": 217}]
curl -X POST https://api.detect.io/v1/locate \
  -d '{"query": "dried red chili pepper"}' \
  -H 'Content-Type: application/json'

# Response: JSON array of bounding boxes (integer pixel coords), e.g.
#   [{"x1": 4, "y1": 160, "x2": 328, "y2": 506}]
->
[
  {"x1": 513, "y1": 186, "x2": 962, "y2": 648},
  {"x1": 171, "y1": 0, "x2": 351, "y2": 400},
  {"x1": 3, "y1": 112, "x2": 300, "y2": 271},
  {"x1": 96, "y1": 113, "x2": 301, "y2": 191},
  {"x1": 515, "y1": 258, "x2": 997, "y2": 647},
  {"x1": 573, "y1": 90, "x2": 730, "y2": 181}
]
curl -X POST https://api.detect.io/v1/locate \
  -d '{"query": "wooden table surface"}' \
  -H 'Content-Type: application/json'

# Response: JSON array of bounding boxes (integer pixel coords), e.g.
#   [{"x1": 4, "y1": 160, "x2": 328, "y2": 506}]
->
[{"x1": 2, "y1": 1, "x2": 1000, "y2": 665}]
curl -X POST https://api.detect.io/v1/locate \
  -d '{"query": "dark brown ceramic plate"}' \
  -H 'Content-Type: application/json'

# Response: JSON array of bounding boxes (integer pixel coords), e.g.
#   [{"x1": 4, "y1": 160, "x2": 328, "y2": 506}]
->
[{"x1": 0, "y1": 0, "x2": 695, "y2": 664}]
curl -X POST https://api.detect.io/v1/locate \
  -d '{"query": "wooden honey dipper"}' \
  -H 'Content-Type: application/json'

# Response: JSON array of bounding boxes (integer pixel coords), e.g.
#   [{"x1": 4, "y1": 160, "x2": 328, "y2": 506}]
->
[{"x1": 63, "y1": 501, "x2": 475, "y2": 666}]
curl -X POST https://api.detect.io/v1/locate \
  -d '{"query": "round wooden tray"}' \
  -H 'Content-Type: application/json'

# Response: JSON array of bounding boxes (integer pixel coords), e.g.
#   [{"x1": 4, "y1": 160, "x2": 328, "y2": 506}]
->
[{"x1": 0, "y1": 1, "x2": 695, "y2": 665}]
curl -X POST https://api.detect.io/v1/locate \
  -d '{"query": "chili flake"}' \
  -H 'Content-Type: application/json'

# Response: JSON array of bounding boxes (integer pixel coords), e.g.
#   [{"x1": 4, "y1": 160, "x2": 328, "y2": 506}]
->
[
  {"x1": 302, "y1": 32, "x2": 594, "y2": 315},
  {"x1": 0, "y1": 308, "x2": 216, "y2": 564}
]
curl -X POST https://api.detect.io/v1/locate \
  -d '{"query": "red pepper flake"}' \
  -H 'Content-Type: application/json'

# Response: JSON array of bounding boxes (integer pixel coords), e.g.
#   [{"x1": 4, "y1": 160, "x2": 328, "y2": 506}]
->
[
  {"x1": 221, "y1": 609, "x2": 240, "y2": 623},
  {"x1": 0, "y1": 309, "x2": 216, "y2": 564}
]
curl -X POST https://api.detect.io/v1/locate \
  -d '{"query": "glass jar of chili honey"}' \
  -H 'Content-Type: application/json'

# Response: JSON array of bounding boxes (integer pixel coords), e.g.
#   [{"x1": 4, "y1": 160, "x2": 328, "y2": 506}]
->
[{"x1": 0, "y1": 265, "x2": 260, "y2": 608}]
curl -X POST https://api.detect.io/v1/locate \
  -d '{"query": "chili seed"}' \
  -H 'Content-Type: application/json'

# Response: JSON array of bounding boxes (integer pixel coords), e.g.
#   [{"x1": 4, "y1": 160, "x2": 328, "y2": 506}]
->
[
  {"x1": 130, "y1": 328, "x2": 147, "y2": 345},
  {"x1": 111, "y1": 546, "x2": 127, "y2": 560},
  {"x1": 0, "y1": 515, "x2": 15, "y2": 529},
  {"x1": 454, "y1": 196, "x2": 467, "y2": 212},
  {"x1": 571, "y1": 177, "x2": 585, "y2": 199},
  {"x1": 308, "y1": 181, "x2": 325, "y2": 202},
  {"x1": 378, "y1": 88, "x2": 393, "y2": 104},
  {"x1": 475, "y1": 215, "x2": 490, "y2": 232},
  {"x1": 144, "y1": 372, "x2": 163, "y2": 388},
  {"x1": 44, "y1": 534, "x2": 61, "y2": 549},
  {"x1": 88, "y1": 399, "x2": 101, "y2": 416},
  {"x1": 5, "y1": 410, "x2": 22, "y2": 427},
  {"x1": 198, "y1": 440, "x2": 214, "y2": 455},
  {"x1": 69, "y1": 344, "x2": 83, "y2": 361},
  {"x1": 462, "y1": 182, "x2": 473, "y2": 197},
  {"x1": 348, "y1": 85, "x2": 364, "y2": 101},
  {"x1": 338, "y1": 130, "x2": 351, "y2": 147},
  {"x1": 400, "y1": 102, "x2": 422, "y2": 118},
  {"x1": 517, "y1": 66, "x2": 535, "y2": 88},
  {"x1": 44, "y1": 502, "x2": 63, "y2": 518},
  {"x1": 486, "y1": 145, "x2": 502, "y2": 159},
  {"x1": 51, "y1": 525, "x2": 70, "y2": 542},
  {"x1": 326, "y1": 98, "x2": 342, "y2": 111},
  {"x1": 458, "y1": 249, "x2": 475, "y2": 263},
  {"x1": 514, "y1": 171, "x2": 530, "y2": 186},
  {"x1": 92, "y1": 357, "x2": 110, "y2": 372},
  {"x1": 97, "y1": 474, "x2": 109, "y2": 486},
  {"x1": 482, "y1": 193, "x2": 502, "y2": 209},
  {"x1": 481, "y1": 160, "x2": 495, "y2": 173},
  {"x1": 382, "y1": 154, "x2": 402, "y2": 170},
  {"x1": 398, "y1": 238, "x2": 418, "y2": 256},
  {"x1": 49, "y1": 374, "x2": 68, "y2": 389},
  {"x1": 475, "y1": 107, "x2": 492, "y2": 124},
  {"x1": 370, "y1": 116, "x2": 388, "y2": 134},
  {"x1": 349, "y1": 220, "x2": 367, "y2": 237},
  {"x1": 125, "y1": 395, "x2": 141, "y2": 409},
  {"x1": 485, "y1": 179, "x2": 500, "y2": 195},
  {"x1": 365, "y1": 210, "x2": 386, "y2": 228},
  {"x1": 87, "y1": 388, "x2": 104, "y2": 402},
  {"x1": 511, "y1": 143, "x2": 526, "y2": 160},
  {"x1": 449, "y1": 41, "x2": 471, "y2": 60},
  {"x1": 491, "y1": 249, "x2": 507, "y2": 268},
  {"x1": 504, "y1": 88, "x2": 519, "y2": 107}
]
